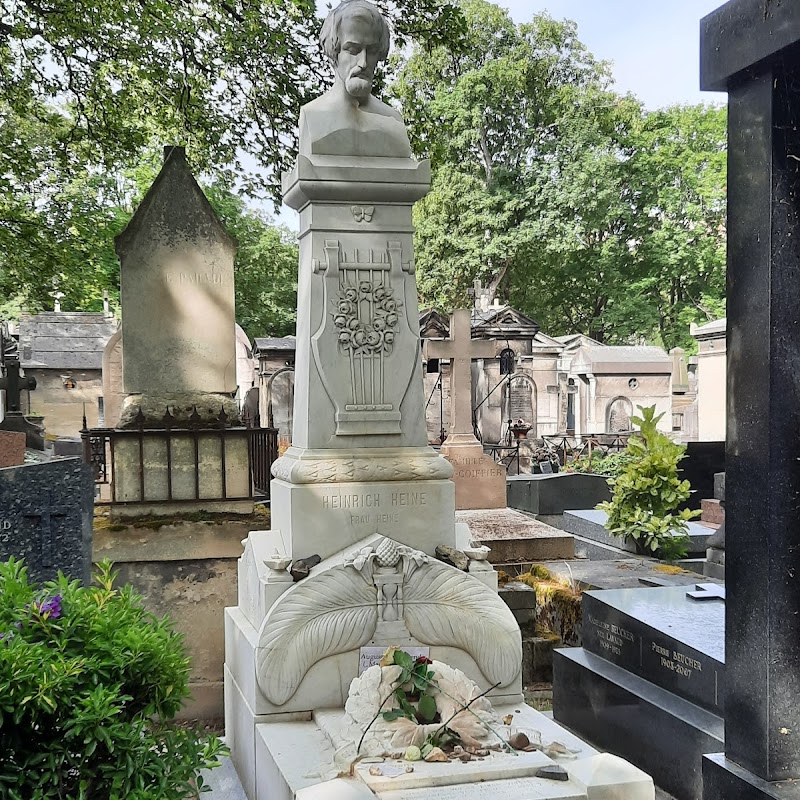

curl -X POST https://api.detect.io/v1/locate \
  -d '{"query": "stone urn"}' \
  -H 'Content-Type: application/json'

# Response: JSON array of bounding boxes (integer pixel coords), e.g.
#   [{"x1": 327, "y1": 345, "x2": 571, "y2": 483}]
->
[{"x1": 509, "y1": 419, "x2": 532, "y2": 440}]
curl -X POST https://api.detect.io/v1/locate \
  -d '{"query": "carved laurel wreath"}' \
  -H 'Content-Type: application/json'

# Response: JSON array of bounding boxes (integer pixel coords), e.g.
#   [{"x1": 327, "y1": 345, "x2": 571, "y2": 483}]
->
[{"x1": 256, "y1": 537, "x2": 521, "y2": 706}]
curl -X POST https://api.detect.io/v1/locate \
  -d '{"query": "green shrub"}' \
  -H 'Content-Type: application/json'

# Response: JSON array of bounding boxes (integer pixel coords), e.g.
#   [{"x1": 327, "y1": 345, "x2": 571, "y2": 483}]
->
[
  {"x1": 597, "y1": 406, "x2": 700, "y2": 560},
  {"x1": 0, "y1": 558, "x2": 226, "y2": 799},
  {"x1": 567, "y1": 450, "x2": 637, "y2": 479}
]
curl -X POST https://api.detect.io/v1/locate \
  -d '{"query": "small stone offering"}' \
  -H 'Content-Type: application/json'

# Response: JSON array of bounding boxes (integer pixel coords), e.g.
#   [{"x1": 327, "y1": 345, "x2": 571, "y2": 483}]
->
[{"x1": 536, "y1": 765, "x2": 569, "y2": 782}]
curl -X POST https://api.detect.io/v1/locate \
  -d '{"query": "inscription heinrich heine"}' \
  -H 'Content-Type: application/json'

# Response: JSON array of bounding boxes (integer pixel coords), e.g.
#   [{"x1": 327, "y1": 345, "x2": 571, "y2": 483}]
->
[{"x1": 322, "y1": 491, "x2": 427, "y2": 527}]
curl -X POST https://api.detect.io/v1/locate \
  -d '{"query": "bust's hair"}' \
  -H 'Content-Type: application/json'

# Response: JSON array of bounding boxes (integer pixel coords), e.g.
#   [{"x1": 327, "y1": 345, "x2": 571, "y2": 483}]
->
[{"x1": 320, "y1": 0, "x2": 390, "y2": 64}]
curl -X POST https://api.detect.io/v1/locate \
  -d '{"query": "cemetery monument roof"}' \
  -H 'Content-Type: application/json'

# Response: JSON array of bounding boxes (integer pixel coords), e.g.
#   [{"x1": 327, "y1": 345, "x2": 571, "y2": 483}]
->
[
  {"x1": 571, "y1": 344, "x2": 671, "y2": 374},
  {"x1": 18, "y1": 311, "x2": 118, "y2": 371}
]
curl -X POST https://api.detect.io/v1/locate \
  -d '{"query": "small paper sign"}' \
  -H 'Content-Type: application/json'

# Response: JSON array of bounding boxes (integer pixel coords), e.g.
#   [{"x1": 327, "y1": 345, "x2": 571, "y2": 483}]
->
[{"x1": 358, "y1": 645, "x2": 430, "y2": 674}]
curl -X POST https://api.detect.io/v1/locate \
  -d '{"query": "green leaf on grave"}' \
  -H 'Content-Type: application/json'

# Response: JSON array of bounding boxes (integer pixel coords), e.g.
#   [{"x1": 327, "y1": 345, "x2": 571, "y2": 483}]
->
[{"x1": 418, "y1": 693, "x2": 437, "y2": 723}]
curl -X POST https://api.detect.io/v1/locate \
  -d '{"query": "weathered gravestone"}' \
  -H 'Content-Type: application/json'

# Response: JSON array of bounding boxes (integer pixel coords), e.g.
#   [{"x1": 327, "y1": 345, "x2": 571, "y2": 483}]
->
[
  {"x1": 700, "y1": 2, "x2": 800, "y2": 797},
  {"x1": 115, "y1": 145, "x2": 238, "y2": 422},
  {"x1": 0, "y1": 458, "x2": 93, "y2": 584},
  {"x1": 0, "y1": 356, "x2": 45, "y2": 450},
  {"x1": 426, "y1": 309, "x2": 507, "y2": 510}
]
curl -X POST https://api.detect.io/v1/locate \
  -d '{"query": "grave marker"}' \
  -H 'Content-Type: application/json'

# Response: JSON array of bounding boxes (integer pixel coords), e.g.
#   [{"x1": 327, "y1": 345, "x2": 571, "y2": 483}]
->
[
  {"x1": 427, "y1": 309, "x2": 506, "y2": 509},
  {"x1": 701, "y1": 1, "x2": 800, "y2": 794},
  {"x1": 0, "y1": 458, "x2": 93, "y2": 584}
]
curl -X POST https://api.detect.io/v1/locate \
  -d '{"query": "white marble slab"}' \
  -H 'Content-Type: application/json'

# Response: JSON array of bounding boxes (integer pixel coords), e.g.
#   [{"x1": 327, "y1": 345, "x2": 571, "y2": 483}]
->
[{"x1": 377, "y1": 776, "x2": 585, "y2": 800}]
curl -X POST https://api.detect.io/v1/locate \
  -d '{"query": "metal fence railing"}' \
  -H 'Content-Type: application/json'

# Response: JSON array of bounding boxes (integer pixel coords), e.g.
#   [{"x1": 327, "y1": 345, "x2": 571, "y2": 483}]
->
[{"x1": 81, "y1": 407, "x2": 278, "y2": 508}]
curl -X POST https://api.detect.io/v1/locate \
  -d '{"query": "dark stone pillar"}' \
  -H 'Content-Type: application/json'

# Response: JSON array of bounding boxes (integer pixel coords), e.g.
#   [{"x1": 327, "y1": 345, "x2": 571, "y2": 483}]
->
[{"x1": 701, "y1": 1, "x2": 800, "y2": 796}]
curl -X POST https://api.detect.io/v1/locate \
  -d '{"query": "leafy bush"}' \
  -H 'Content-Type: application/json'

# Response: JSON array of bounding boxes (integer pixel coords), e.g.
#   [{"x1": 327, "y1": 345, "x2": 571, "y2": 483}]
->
[
  {"x1": 567, "y1": 450, "x2": 637, "y2": 479},
  {"x1": 0, "y1": 559, "x2": 226, "y2": 799},
  {"x1": 597, "y1": 406, "x2": 700, "y2": 560}
]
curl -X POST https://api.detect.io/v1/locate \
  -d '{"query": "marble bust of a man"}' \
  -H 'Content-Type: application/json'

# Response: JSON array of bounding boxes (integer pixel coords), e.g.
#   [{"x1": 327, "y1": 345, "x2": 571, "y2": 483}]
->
[{"x1": 299, "y1": 0, "x2": 412, "y2": 158}]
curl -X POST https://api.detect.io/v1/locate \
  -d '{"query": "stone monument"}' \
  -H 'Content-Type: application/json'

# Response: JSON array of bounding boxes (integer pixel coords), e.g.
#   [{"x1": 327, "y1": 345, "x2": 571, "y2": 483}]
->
[
  {"x1": 700, "y1": 2, "x2": 800, "y2": 797},
  {"x1": 115, "y1": 145, "x2": 239, "y2": 425},
  {"x1": 427, "y1": 309, "x2": 507, "y2": 510},
  {"x1": 225, "y1": 4, "x2": 654, "y2": 799},
  {"x1": 106, "y1": 147, "x2": 251, "y2": 517}
]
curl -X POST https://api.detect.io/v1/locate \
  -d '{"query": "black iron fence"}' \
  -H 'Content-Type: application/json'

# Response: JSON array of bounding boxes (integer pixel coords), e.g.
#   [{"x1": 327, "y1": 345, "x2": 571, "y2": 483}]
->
[
  {"x1": 541, "y1": 432, "x2": 631, "y2": 467},
  {"x1": 81, "y1": 407, "x2": 278, "y2": 507}
]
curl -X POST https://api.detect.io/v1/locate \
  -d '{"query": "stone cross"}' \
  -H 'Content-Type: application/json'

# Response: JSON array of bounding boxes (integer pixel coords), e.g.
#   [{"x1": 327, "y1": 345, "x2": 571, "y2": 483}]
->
[
  {"x1": 426, "y1": 309, "x2": 493, "y2": 440},
  {"x1": 0, "y1": 358, "x2": 36, "y2": 414},
  {"x1": 700, "y1": 1, "x2": 800, "y2": 793},
  {"x1": 24, "y1": 492, "x2": 66, "y2": 568}
]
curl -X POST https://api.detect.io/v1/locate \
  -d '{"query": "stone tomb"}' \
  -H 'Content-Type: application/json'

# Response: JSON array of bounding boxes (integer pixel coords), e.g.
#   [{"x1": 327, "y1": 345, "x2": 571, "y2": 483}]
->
[
  {"x1": 224, "y1": 3, "x2": 654, "y2": 799},
  {"x1": 0, "y1": 458, "x2": 94, "y2": 584},
  {"x1": 558, "y1": 509, "x2": 714, "y2": 558},
  {"x1": 554, "y1": 585, "x2": 725, "y2": 800}
]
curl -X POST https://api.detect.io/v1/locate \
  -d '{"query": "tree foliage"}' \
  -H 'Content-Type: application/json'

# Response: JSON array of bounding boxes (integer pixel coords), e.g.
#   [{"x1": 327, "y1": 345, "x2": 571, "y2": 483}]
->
[
  {"x1": 394, "y1": 0, "x2": 727, "y2": 349},
  {"x1": 1, "y1": 0, "x2": 466, "y2": 201}
]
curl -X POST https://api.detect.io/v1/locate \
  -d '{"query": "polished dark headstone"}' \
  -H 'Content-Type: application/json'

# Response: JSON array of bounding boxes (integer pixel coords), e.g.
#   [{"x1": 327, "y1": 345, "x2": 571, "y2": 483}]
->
[
  {"x1": 554, "y1": 647, "x2": 723, "y2": 800},
  {"x1": 701, "y1": 0, "x2": 800, "y2": 792},
  {"x1": 581, "y1": 587, "x2": 724, "y2": 714},
  {"x1": 0, "y1": 458, "x2": 93, "y2": 584},
  {"x1": 506, "y1": 472, "x2": 610, "y2": 516}
]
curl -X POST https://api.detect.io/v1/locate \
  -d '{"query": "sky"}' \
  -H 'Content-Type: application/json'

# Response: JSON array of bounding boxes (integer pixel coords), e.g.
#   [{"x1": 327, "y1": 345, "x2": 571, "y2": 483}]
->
[
  {"x1": 506, "y1": 0, "x2": 726, "y2": 109},
  {"x1": 276, "y1": 0, "x2": 726, "y2": 226}
]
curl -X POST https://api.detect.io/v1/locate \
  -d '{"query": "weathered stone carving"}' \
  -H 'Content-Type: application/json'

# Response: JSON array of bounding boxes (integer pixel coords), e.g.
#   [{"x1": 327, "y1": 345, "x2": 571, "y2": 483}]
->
[{"x1": 256, "y1": 537, "x2": 521, "y2": 705}]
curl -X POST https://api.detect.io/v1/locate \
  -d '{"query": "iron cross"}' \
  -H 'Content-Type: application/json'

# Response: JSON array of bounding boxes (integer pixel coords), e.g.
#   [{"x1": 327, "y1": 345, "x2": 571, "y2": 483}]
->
[
  {"x1": 24, "y1": 492, "x2": 65, "y2": 567},
  {"x1": 0, "y1": 358, "x2": 36, "y2": 414}
]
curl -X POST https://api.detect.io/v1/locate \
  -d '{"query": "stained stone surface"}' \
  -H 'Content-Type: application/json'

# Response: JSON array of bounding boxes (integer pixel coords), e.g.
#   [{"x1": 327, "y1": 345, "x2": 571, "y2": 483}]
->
[
  {"x1": 0, "y1": 458, "x2": 93, "y2": 584},
  {"x1": 456, "y1": 508, "x2": 574, "y2": 563},
  {"x1": 0, "y1": 430, "x2": 25, "y2": 468},
  {"x1": 116, "y1": 146, "x2": 237, "y2": 397}
]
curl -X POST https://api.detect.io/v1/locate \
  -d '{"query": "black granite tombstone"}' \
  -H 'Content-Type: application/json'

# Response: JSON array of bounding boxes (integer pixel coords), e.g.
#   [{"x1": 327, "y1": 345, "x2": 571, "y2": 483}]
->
[
  {"x1": 0, "y1": 458, "x2": 93, "y2": 584},
  {"x1": 554, "y1": 586, "x2": 725, "y2": 800},
  {"x1": 700, "y1": 2, "x2": 800, "y2": 797}
]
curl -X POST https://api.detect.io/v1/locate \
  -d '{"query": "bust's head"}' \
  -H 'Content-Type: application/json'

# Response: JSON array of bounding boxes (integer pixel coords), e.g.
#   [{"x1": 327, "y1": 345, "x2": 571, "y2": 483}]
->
[{"x1": 320, "y1": 0, "x2": 390, "y2": 100}]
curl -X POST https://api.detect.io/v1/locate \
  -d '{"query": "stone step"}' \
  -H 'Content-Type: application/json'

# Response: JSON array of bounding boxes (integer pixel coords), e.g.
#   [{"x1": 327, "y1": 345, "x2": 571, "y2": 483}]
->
[
  {"x1": 580, "y1": 587, "x2": 725, "y2": 714},
  {"x1": 700, "y1": 498, "x2": 725, "y2": 525},
  {"x1": 457, "y1": 508, "x2": 574, "y2": 563},
  {"x1": 553, "y1": 647, "x2": 724, "y2": 800},
  {"x1": 558, "y1": 509, "x2": 714, "y2": 557}
]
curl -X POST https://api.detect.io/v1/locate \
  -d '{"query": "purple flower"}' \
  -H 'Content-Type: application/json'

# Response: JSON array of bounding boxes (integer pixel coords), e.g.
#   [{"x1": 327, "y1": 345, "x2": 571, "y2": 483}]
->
[{"x1": 35, "y1": 595, "x2": 62, "y2": 620}]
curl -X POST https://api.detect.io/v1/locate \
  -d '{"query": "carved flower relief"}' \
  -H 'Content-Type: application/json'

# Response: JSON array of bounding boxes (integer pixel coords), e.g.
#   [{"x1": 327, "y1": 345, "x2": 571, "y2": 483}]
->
[{"x1": 333, "y1": 280, "x2": 403, "y2": 356}]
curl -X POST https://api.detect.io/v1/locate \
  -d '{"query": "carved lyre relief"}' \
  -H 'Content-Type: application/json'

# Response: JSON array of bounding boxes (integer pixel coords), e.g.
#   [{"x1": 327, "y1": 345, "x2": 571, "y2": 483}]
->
[{"x1": 312, "y1": 240, "x2": 416, "y2": 436}]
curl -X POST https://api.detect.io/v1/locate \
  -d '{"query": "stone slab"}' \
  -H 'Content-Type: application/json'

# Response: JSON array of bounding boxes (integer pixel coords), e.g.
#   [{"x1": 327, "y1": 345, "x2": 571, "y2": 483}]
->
[
  {"x1": 700, "y1": 499, "x2": 724, "y2": 525},
  {"x1": 0, "y1": 430, "x2": 26, "y2": 467},
  {"x1": 116, "y1": 147, "x2": 237, "y2": 396},
  {"x1": 441, "y1": 440, "x2": 506, "y2": 510},
  {"x1": 559, "y1": 510, "x2": 713, "y2": 557},
  {"x1": 543, "y1": 559, "x2": 720, "y2": 592},
  {"x1": 702, "y1": 753, "x2": 800, "y2": 800},
  {"x1": 713, "y1": 472, "x2": 725, "y2": 502},
  {"x1": 553, "y1": 647, "x2": 723, "y2": 800},
  {"x1": 456, "y1": 509, "x2": 574, "y2": 563},
  {"x1": 580, "y1": 587, "x2": 725, "y2": 713},
  {"x1": 507, "y1": 473, "x2": 611, "y2": 517},
  {"x1": 0, "y1": 458, "x2": 93, "y2": 584}
]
